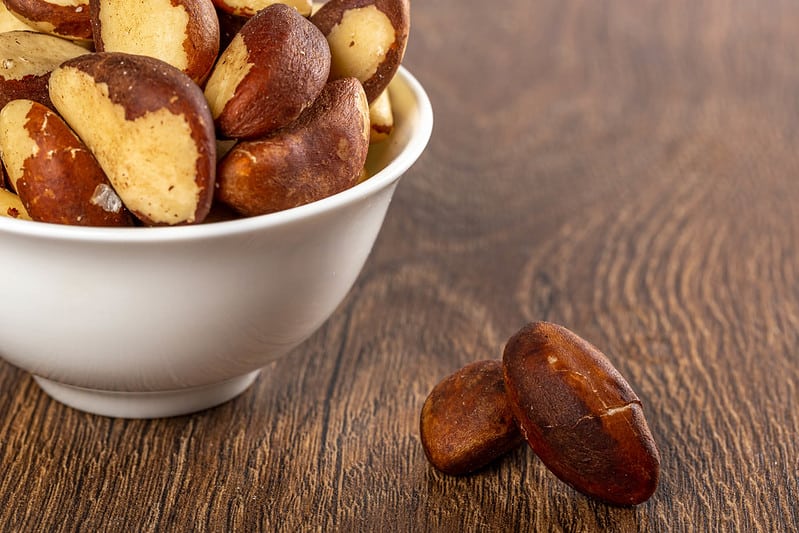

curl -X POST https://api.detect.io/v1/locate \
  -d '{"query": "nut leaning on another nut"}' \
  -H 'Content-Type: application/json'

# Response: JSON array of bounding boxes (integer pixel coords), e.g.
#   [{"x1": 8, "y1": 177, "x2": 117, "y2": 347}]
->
[
  {"x1": 502, "y1": 321, "x2": 661, "y2": 506},
  {"x1": 420, "y1": 360, "x2": 524, "y2": 476},
  {"x1": 419, "y1": 321, "x2": 661, "y2": 506},
  {"x1": 216, "y1": 77, "x2": 370, "y2": 216}
]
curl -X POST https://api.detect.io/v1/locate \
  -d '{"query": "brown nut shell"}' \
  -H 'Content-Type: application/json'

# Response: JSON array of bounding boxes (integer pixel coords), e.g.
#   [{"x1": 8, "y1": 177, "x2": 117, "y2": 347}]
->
[
  {"x1": 3, "y1": 0, "x2": 92, "y2": 41},
  {"x1": 204, "y1": 3, "x2": 330, "y2": 139},
  {"x1": 48, "y1": 52, "x2": 216, "y2": 226},
  {"x1": 0, "y1": 99, "x2": 133, "y2": 226},
  {"x1": 420, "y1": 360, "x2": 524, "y2": 476},
  {"x1": 311, "y1": 0, "x2": 409, "y2": 102},
  {"x1": 90, "y1": 0, "x2": 220, "y2": 85},
  {"x1": 0, "y1": 31, "x2": 89, "y2": 111},
  {"x1": 502, "y1": 321, "x2": 660, "y2": 506},
  {"x1": 216, "y1": 77, "x2": 369, "y2": 216}
]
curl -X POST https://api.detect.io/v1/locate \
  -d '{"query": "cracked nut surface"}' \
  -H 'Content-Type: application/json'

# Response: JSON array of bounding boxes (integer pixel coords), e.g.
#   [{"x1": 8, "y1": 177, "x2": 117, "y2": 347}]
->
[
  {"x1": 419, "y1": 360, "x2": 524, "y2": 476},
  {"x1": 502, "y1": 321, "x2": 660, "y2": 506}
]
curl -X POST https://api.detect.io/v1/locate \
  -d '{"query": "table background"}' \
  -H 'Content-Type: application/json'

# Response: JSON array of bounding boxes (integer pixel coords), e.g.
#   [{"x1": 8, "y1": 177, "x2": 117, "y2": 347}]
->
[{"x1": 1, "y1": 1, "x2": 798, "y2": 531}]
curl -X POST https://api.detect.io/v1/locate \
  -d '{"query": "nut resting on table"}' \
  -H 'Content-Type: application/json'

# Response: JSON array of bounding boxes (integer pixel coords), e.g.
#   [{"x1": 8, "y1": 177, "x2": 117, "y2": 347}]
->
[
  {"x1": 0, "y1": 0, "x2": 410, "y2": 226},
  {"x1": 420, "y1": 321, "x2": 661, "y2": 507}
]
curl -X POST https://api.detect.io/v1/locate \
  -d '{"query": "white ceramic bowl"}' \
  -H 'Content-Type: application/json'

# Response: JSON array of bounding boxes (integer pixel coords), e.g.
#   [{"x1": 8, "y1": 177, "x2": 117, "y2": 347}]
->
[{"x1": 0, "y1": 67, "x2": 433, "y2": 418}]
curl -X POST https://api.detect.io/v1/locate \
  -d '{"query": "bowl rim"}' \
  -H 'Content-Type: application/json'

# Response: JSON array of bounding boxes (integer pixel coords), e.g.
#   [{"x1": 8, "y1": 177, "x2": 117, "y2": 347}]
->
[{"x1": 0, "y1": 66, "x2": 434, "y2": 243}]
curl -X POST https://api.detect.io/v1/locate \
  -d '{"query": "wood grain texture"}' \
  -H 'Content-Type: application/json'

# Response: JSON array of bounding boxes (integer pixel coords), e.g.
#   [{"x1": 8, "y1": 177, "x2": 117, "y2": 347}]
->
[{"x1": 2, "y1": 1, "x2": 798, "y2": 531}]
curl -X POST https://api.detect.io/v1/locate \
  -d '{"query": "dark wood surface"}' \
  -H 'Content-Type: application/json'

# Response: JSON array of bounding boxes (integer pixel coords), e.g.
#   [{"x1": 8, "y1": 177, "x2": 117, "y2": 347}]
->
[{"x1": 2, "y1": 1, "x2": 798, "y2": 531}]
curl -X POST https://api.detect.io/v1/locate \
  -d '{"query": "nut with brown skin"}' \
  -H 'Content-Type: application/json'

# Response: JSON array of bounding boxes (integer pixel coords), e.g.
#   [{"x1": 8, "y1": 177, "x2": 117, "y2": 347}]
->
[
  {"x1": 2, "y1": 0, "x2": 92, "y2": 42},
  {"x1": 90, "y1": 0, "x2": 220, "y2": 85},
  {"x1": 216, "y1": 77, "x2": 370, "y2": 216},
  {"x1": 48, "y1": 52, "x2": 217, "y2": 226},
  {"x1": 0, "y1": 99, "x2": 133, "y2": 226},
  {"x1": 204, "y1": 3, "x2": 331, "y2": 140},
  {"x1": 0, "y1": 31, "x2": 89, "y2": 111},
  {"x1": 311, "y1": 0, "x2": 410, "y2": 103},
  {"x1": 502, "y1": 321, "x2": 660, "y2": 506},
  {"x1": 420, "y1": 360, "x2": 524, "y2": 476}
]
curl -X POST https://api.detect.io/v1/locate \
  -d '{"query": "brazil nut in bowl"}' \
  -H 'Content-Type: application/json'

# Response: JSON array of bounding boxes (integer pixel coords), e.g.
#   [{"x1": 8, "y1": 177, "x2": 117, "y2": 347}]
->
[{"x1": 0, "y1": 67, "x2": 432, "y2": 418}]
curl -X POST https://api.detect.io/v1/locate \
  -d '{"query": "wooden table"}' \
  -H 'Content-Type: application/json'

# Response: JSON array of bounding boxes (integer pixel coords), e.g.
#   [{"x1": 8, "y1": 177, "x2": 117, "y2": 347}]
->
[{"x1": 2, "y1": 1, "x2": 798, "y2": 531}]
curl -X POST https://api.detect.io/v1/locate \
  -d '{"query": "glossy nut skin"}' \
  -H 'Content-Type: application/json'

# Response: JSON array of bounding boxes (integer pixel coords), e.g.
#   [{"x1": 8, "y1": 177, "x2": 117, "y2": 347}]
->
[
  {"x1": 502, "y1": 321, "x2": 660, "y2": 506},
  {"x1": 204, "y1": 3, "x2": 330, "y2": 139},
  {"x1": 216, "y1": 77, "x2": 369, "y2": 216},
  {"x1": 420, "y1": 360, "x2": 524, "y2": 476}
]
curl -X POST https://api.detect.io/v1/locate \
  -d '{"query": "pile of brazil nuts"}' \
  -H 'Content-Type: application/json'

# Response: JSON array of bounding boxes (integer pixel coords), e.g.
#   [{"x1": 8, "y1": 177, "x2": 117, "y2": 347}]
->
[
  {"x1": 420, "y1": 321, "x2": 661, "y2": 507},
  {"x1": 0, "y1": 0, "x2": 409, "y2": 226}
]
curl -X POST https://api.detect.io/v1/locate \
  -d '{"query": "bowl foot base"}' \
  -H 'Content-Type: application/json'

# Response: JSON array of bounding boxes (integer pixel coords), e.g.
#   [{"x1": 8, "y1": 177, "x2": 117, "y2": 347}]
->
[{"x1": 33, "y1": 370, "x2": 261, "y2": 418}]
